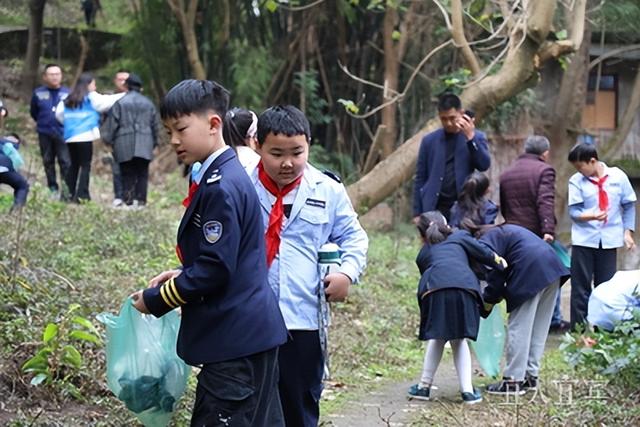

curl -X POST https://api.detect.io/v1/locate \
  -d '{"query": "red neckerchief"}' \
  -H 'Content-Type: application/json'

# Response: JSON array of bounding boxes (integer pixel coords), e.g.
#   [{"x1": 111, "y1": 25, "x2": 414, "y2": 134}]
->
[
  {"x1": 258, "y1": 161, "x2": 303, "y2": 267},
  {"x1": 182, "y1": 181, "x2": 199, "y2": 208},
  {"x1": 176, "y1": 179, "x2": 200, "y2": 263},
  {"x1": 588, "y1": 174, "x2": 609, "y2": 213}
]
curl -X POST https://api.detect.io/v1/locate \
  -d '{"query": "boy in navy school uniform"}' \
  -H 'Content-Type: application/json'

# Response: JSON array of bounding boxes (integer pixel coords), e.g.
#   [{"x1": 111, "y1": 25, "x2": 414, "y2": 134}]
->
[
  {"x1": 131, "y1": 80, "x2": 287, "y2": 426},
  {"x1": 251, "y1": 105, "x2": 368, "y2": 426}
]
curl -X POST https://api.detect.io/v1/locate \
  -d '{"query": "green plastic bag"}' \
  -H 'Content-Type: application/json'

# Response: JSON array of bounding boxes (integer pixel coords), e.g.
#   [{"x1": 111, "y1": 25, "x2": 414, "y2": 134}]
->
[
  {"x1": 551, "y1": 241, "x2": 571, "y2": 269},
  {"x1": 97, "y1": 298, "x2": 190, "y2": 427},
  {"x1": 470, "y1": 305, "x2": 505, "y2": 378}
]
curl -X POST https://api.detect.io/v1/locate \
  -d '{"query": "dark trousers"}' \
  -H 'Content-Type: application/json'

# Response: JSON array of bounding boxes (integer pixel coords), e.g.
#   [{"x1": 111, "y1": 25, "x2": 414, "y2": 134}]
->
[
  {"x1": 191, "y1": 347, "x2": 284, "y2": 427},
  {"x1": 65, "y1": 141, "x2": 93, "y2": 201},
  {"x1": 278, "y1": 330, "x2": 324, "y2": 427},
  {"x1": 111, "y1": 155, "x2": 123, "y2": 200},
  {"x1": 0, "y1": 171, "x2": 29, "y2": 209},
  {"x1": 570, "y1": 245, "x2": 617, "y2": 329},
  {"x1": 120, "y1": 157, "x2": 150, "y2": 205},
  {"x1": 37, "y1": 132, "x2": 70, "y2": 192}
]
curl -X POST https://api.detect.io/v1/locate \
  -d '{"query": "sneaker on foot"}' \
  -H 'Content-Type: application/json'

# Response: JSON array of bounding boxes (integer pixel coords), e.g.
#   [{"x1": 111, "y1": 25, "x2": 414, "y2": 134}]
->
[
  {"x1": 486, "y1": 378, "x2": 526, "y2": 395},
  {"x1": 549, "y1": 320, "x2": 570, "y2": 333},
  {"x1": 407, "y1": 384, "x2": 431, "y2": 401},
  {"x1": 112, "y1": 198, "x2": 124, "y2": 208},
  {"x1": 461, "y1": 388, "x2": 483, "y2": 404},
  {"x1": 522, "y1": 374, "x2": 538, "y2": 391}
]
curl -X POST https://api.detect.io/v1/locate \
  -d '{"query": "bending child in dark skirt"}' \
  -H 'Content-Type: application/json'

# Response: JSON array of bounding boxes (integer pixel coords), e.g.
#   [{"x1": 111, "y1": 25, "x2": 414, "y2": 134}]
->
[{"x1": 408, "y1": 211, "x2": 507, "y2": 404}]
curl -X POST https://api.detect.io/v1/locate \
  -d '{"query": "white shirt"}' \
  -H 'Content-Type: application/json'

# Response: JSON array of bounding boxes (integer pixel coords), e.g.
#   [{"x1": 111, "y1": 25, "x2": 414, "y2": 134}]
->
[{"x1": 588, "y1": 270, "x2": 640, "y2": 330}]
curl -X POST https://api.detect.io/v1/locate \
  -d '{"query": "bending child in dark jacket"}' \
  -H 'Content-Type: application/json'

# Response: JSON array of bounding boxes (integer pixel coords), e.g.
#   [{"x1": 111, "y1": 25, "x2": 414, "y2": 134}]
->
[
  {"x1": 479, "y1": 224, "x2": 569, "y2": 396},
  {"x1": 408, "y1": 211, "x2": 506, "y2": 404}
]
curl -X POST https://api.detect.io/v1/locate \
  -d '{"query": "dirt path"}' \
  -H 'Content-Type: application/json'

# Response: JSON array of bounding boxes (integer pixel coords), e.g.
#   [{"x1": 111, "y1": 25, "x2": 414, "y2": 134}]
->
[
  {"x1": 322, "y1": 352, "x2": 478, "y2": 426},
  {"x1": 322, "y1": 287, "x2": 571, "y2": 426}
]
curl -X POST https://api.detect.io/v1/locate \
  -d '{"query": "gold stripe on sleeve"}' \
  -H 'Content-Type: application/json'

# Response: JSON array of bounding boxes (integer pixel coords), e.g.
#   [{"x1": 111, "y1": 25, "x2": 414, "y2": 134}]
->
[
  {"x1": 160, "y1": 284, "x2": 177, "y2": 308},
  {"x1": 168, "y1": 279, "x2": 187, "y2": 305}
]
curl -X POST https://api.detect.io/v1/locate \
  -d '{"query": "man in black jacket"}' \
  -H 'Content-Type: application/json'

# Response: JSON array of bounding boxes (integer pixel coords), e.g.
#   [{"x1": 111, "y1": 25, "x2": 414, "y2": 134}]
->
[{"x1": 101, "y1": 74, "x2": 158, "y2": 208}]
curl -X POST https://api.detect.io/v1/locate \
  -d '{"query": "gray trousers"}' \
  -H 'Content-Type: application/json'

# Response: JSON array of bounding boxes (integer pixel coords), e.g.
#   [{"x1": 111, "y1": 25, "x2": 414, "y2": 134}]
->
[{"x1": 504, "y1": 281, "x2": 559, "y2": 381}]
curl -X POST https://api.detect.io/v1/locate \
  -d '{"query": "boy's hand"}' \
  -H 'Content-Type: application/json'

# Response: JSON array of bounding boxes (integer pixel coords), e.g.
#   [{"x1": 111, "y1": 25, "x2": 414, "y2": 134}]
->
[
  {"x1": 148, "y1": 269, "x2": 182, "y2": 288},
  {"x1": 624, "y1": 230, "x2": 636, "y2": 250},
  {"x1": 324, "y1": 273, "x2": 351, "y2": 302},
  {"x1": 130, "y1": 290, "x2": 150, "y2": 314},
  {"x1": 583, "y1": 210, "x2": 607, "y2": 222},
  {"x1": 543, "y1": 234, "x2": 554, "y2": 243}
]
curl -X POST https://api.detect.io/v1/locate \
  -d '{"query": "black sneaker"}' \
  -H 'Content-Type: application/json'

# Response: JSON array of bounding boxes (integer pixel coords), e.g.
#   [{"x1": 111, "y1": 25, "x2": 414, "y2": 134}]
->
[
  {"x1": 486, "y1": 378, "x2": 526, "y2": 395},
  {"x1": 407, "y1": 384, "x2": 431, "y2": 401},
  {"x1": 461, "y1": 387, "x2": 483, "y2": 404},
  {"x1": 522, "y1": 374, "x2": 538, "y2": 391}
]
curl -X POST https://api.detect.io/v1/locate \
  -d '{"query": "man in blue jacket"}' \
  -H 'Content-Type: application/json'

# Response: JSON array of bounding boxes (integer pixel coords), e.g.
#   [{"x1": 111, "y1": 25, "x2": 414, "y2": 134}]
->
[
  {"x1": 30, "y1": 64, "x2": 70, "y2": 197},
  {"x1": 413, "y1": 93, "x2": 490, "y2": 222}
]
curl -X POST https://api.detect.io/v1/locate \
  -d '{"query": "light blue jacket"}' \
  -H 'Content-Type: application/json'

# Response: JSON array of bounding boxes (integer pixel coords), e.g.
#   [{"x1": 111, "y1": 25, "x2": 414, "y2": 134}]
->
[
  {"x1": 568, "y1": 163, "x2": 636, "y2": 249},
  {"x1": 251, "y1": 163, "x2": 369, "y2": 330}
]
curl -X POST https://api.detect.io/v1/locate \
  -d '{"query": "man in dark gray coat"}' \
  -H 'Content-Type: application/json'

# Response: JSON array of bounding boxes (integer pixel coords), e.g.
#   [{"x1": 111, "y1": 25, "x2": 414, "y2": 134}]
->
[{"x1": 101, "y1": 74, "x2": 158, "y2": 207}]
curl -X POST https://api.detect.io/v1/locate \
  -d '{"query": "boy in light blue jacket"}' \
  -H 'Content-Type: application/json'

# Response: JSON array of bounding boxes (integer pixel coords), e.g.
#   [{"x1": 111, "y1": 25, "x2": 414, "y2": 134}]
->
[{"x1": 251, "y1": 105, "x2": 368, "y2": 426}]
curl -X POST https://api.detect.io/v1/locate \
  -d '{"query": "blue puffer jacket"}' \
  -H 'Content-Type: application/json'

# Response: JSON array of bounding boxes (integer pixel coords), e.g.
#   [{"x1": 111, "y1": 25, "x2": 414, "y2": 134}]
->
[{"x1": 30, "y1": 85, "x2": 70, "y2": 138}]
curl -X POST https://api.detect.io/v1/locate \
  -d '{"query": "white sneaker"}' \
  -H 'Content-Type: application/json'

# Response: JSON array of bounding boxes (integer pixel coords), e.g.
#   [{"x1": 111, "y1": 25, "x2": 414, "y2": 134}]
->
[{"x1": 112, "y1": 198, "x2": 124, "y2": 208}]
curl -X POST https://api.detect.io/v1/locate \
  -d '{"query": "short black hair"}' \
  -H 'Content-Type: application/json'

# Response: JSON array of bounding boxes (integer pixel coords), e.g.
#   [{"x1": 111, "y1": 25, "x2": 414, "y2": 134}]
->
[
  {"x1": 43, "y1": 63, "x2": 61, "y2": 73},
  {"x1": 257, "y1": 105, "x2": 310, "y2": 146},
  {"x1": 438, "y1": 92, "x2": 462, "y2": 112},
  {"x1": 568, "y1": 142, "x2": 598, "y2": 163},
  {"x1": 160, "y1": 79, "x2": 230, "y2": 121}
]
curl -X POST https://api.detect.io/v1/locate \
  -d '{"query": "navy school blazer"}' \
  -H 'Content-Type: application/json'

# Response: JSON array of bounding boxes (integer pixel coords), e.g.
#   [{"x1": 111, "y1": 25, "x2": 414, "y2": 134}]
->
[
  {"x1": 413, "y1": 128, "x2": 490, "y2": 216},
  {"x1": 480, "y1": 224, "x2": 570, "y2": 313},
  {"x1": 144, "y1": 148, "x2": 287, "y2": 365}
]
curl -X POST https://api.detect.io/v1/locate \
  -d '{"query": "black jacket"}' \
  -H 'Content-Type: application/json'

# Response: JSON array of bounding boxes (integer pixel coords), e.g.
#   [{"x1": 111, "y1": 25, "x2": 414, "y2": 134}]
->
[
  {"x1": 143, "y1": 148, "x2": 287, "y2": 365},
  {"x1": 480, "y1": 224, "x2": 570, "y2": 312},
  {"x1": 416, "y1": 230, "x2": 504, "y2": 302}
]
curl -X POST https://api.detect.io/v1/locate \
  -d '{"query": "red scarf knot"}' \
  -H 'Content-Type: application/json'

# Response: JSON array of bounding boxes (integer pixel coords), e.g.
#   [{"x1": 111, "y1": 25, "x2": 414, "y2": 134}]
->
[
  {"x1": 257, "y1": 161, "x2": 303, "y2": 267},
  {"x1": 588, "y1": 175, "x2": 609, "y2": 213}
]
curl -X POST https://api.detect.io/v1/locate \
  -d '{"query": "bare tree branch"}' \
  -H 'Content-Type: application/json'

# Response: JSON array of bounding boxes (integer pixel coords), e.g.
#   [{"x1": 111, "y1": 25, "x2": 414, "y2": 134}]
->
[
  {"x1": 341, "y1": 40, "x2": 453, "y2": 120},
  {"x1": 451, "y1": 0, "x2": 482, "y2": 75},
  {"x1": 275, "y1": 0, "x2": 325, "y2": 12},
  {"x1": 589, "y1": 44, "x2": 640, "y2": 71}
]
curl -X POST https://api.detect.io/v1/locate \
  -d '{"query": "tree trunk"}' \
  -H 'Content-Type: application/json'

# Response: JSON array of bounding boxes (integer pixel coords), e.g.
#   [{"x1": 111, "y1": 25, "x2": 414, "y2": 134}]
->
[
  {"x1": 380, "y1": 6, "x2": 400, "y2": 158},
  {"x1": 21, "y1": 0, "x2": 47, "y2": 100},
  {"x1": 347, "y1": 0, "x2": 562, "y2": 211},
  {"x1": 167, "y1": 0, "x2": 206, "y2": 80}
]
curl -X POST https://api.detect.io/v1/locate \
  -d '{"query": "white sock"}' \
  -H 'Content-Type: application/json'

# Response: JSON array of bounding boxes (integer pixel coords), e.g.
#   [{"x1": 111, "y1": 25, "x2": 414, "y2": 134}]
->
[
  {"x1": 419, "y1": 339, "x2": 445, "y2": 388},
  {"x1": 451, "y1": 339, "x2": 473, "y2": 393}
]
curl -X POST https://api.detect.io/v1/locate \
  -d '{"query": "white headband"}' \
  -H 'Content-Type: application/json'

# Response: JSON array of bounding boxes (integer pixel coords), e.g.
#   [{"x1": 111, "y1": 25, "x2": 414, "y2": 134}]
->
[{"x1": 246, "y1": 111, "x2": 258, "y2": 139}]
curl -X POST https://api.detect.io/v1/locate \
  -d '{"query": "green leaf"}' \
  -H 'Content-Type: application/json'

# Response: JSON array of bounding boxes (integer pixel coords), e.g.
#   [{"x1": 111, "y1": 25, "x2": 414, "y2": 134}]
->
[
  {"x1": 43, "y1": 323, "x2": 58, "y2": 344},
  {"x1": 265, "y1": 0, "x2": 278, "y2": 13},
  {"x1": 22, "y1": 355, "x2": 48, "y2": 373},
  {"x1": 69, "y1": 330, "x2": 101, "y2": 345},
  {"x1": 62, "y1": 345, "x2": 83, "y2": 369},
  {"x1": 30, "y1": 373, "x2": 48, "y2": 386},
  {"x1": 72, "y1": 316, "x2": 99, "y2": 335},
  {"x1": 391, "y1": 30, "x2": 401, "y2": 41},
  {"x1": 555, "y1": 29, "x2": 568, "y2": 40},
  {"x1": 338, "y1": 99, "x2": 360, "y2": 114}
]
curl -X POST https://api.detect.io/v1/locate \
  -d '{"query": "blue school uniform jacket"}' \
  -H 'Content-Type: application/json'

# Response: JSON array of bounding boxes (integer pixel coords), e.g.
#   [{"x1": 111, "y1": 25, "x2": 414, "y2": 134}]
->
[
  {"x1": 251, "y1": 163, "x2": 369, "y2": 330},
  {"x1": 416, "y1": 229, "x2": 504, "y2": 301},
  {"x1": 480, "y1": 224, "x2": 570, "y2": 313},
  {"x1": 143, "y1": 148, "x2": 287, "y2": 365},
  {"x1": 413, "y1": 128, "x2": 490, "y2": 216}
]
